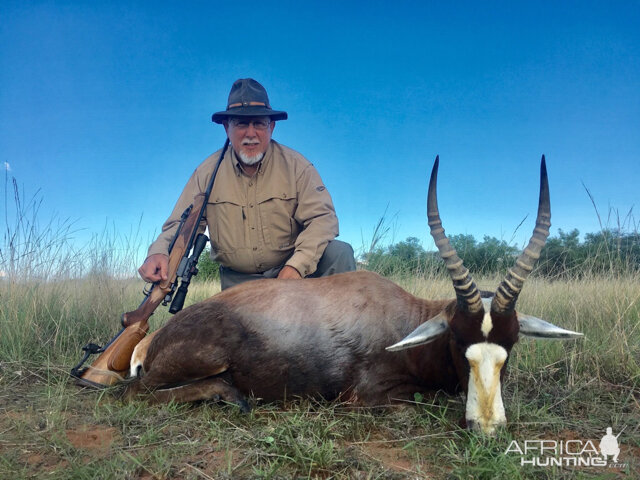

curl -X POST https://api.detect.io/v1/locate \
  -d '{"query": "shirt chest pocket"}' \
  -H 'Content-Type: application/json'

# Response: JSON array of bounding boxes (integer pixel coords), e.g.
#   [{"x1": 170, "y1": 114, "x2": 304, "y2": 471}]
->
[
  {"x1": 257, "y1": 189, "x2": 299, "y2": 251},
  {"x1": 207, "y1": 198, "x2": 245, "y2": 254}
]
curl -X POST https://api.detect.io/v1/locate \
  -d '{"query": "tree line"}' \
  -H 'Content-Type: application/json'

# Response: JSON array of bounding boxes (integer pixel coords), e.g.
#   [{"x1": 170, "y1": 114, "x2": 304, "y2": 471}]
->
[
  {"x1": 363, "y1": 229, "x2": 640, "y2": 278},
  {"x1": 195, "y1": 228, "x2": 640, "y2": 281}
]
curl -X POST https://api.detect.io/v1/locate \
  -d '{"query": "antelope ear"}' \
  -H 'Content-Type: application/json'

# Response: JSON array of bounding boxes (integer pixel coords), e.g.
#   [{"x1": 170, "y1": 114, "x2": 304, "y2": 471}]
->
[
  {"x1": 518, "y1": 314, "x2": 583, "y2": 339},
  {"x1": 386, "y1": 313, "x2": 449, "y2": 351}
]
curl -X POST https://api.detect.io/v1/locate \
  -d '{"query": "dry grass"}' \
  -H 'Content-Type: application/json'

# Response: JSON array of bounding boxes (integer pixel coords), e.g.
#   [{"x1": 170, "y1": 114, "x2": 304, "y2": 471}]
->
[{"x1": 6, "y1": 270, "x2": 639, "y2": 479}]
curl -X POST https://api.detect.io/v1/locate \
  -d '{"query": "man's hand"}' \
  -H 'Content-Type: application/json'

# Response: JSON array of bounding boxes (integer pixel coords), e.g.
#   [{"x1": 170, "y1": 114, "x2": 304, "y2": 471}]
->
[
  {"x1": 138, "y1": 254, "x2": 169, "y2": 283},
  {"x1": 277, "y1": 265, "x2": 302, "y2": 280}
]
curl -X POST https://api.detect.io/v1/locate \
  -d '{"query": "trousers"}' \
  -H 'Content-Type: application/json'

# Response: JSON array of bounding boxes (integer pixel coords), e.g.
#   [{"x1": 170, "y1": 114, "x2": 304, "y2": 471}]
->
[{"x1": 219, "y1": 240, "x2": 356, "y2": 290}]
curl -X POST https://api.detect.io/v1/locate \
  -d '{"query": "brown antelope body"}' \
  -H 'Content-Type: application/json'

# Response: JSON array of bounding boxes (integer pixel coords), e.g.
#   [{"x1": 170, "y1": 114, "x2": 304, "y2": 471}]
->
[{"x1": 125, "y1": 156, "x2": 582, "y2": 434}]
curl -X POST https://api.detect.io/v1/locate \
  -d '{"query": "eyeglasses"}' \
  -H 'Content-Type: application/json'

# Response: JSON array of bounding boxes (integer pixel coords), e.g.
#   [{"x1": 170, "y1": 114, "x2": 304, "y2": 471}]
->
[{"x1": 228, "y1": 118, "x2": 271, "y2": 131}]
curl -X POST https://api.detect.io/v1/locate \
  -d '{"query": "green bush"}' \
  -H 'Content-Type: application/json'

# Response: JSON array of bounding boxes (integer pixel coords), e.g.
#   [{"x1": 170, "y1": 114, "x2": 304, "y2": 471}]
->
[
  {"x1": 538, "y1": 228, "x2": 640, "y2": 278},
  {"x1": 195, "y1": 247, "x2": 220, "y2": 281}
]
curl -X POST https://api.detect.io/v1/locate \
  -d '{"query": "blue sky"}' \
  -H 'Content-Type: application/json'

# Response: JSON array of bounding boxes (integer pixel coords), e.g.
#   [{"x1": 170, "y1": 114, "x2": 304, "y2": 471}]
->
[{"x1": 1, "y1": 1, "x2": 639, "y2": 263}]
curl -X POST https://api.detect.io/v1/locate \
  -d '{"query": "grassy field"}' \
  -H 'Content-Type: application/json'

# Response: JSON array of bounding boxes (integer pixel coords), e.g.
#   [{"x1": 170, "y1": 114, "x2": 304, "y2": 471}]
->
[{"x1": 1, "y1": 269, "x2": 639, "y2": 479}]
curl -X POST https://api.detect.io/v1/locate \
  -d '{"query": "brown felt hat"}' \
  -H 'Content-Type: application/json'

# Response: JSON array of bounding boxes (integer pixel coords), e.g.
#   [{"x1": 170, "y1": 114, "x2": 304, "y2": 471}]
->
[{"x1": 212, "y1": 78, "x2": 288, "y2": 124}]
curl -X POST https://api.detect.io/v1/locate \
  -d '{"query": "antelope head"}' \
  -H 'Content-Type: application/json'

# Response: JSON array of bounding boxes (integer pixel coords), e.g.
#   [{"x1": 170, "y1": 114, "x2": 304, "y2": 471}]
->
[{"x1": 387, "y1": 155, "x2": 582, "y2": 434}]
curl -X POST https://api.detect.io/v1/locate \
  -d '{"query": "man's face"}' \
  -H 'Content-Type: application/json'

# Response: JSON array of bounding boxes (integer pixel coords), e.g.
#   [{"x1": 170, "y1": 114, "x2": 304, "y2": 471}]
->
[{"x1": 224, "y1": 116, "x2": 275, "y2": 165}]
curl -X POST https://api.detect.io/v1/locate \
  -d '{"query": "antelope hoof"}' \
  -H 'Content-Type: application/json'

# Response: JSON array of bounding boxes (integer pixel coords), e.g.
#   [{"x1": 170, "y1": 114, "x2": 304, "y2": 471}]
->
[{"x1": 235, "y1": 397, "x2": 251, "y2": 413}]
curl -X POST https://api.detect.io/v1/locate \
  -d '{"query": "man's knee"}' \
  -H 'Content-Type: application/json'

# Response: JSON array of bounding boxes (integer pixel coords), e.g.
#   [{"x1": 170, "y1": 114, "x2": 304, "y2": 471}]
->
[
  {"x1": 220, "y1": 264, "x2": 285, "y2": 290},
  {"x1": 313, "y1": 240, "x2": 356, "y2": 277},
  {"x1": 325, "y1": 240, "x2": 356, "y2": 265}
]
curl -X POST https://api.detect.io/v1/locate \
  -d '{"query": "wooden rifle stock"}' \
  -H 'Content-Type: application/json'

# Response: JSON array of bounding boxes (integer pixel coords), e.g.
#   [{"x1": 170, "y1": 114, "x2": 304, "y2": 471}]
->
[
  {"x1": 73, "y1": 323, "x2": 149, "y2": 387},
  {"x1": 74, "y1": 194, "x2": 206, "y2": 387},
  {"x1": 72, "y1": 140, "x2": 229, "y2": 388}
]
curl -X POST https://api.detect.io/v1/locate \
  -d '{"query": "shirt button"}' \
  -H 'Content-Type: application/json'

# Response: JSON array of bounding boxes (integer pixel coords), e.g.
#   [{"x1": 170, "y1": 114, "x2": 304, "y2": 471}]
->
[
  {"x1": 249, "y1": 203, "x2": 254, "y2": 208},
  {"x1": 249, "y1": 182, "x2": 253, "y2": 186}
]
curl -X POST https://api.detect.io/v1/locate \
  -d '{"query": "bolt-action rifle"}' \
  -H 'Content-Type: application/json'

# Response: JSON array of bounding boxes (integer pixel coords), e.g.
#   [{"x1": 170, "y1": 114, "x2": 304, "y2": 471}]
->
[{"x1": 70, "y1": 139, "x2": 229, "y2": 387}]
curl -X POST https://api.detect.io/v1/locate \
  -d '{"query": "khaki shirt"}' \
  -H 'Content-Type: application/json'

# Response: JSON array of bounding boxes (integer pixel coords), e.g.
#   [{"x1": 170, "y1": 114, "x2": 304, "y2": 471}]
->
[{"x1": 147, "y1": 140, "x2": 339, "y2": 276}]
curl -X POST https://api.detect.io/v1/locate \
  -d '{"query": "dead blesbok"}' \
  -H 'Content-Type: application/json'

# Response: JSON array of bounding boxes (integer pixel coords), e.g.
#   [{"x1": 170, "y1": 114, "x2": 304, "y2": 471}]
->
[{"x1": 124, "y1": 155, "x2": 582, "y2": 434}]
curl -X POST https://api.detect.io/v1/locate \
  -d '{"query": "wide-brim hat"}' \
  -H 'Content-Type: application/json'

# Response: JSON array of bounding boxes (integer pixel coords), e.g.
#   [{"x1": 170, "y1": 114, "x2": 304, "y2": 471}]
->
[{"x1": 212, "y1": 78, "x2": 288, "y2": 124}]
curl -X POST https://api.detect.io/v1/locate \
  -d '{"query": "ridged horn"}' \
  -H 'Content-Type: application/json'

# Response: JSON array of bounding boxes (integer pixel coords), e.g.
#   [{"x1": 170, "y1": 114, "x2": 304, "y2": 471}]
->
[
  {"x1": 428, "y1": 156, "x2": 483, "y2": 313},
  {"x1": 492, "y1": 155, "x2": 551, "y2": 314}
]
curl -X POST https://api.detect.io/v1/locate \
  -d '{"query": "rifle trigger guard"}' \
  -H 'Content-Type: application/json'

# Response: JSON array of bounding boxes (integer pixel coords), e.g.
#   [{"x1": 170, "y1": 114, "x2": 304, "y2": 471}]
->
[{"x1": 70, "y1": 343, "x2": 104, "y2": 378}]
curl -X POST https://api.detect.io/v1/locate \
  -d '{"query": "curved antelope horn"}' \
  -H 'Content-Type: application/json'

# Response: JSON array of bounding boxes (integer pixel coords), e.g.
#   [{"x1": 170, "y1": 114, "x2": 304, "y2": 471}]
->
[
  {"x1": 428, "y1": 156, "x2": 483, "y2": 313},
  {"x1": 492, "y1": 155, "x2": 551, "y2": 314}
]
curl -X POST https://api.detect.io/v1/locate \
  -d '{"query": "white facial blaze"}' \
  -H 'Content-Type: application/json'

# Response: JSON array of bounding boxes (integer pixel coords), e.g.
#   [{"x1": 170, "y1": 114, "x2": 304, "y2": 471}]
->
[
  {"x1": 480, "y1": 297, "x2": 493, "y2": 338},
  {"x1": 465, "y1": 342, "x2": 508, "y2": 434},
  {"x1": 481, "y1": 310, "x2": 493, "y2": 338}
]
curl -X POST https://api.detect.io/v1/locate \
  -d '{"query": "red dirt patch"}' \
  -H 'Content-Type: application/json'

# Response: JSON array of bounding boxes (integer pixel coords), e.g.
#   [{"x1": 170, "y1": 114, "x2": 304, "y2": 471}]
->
[
  {"x1": 22, "y1": 452, "x2": 69, "y2": 472},
  {"x1": 348, "y1": 439, "x2": 431, "y2": 478},
  {"x1": 362, "y1": 443, "x2": 416, "y2": 472},
  {"x1": 65, "y1": 424, "x2": 119, "y2": 456},
  {"x1": 183, "y1": 447, "x2": 239, "y2": 477},
  {"x1": 555, "y1": 429, "x2": 585, "y2": 441}
]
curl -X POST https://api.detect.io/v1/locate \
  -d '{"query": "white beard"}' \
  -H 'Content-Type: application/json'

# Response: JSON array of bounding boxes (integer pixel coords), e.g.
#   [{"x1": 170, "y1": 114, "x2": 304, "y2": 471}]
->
[{"x1": 238, "y1": 150, "x2": 264, "y2": 165}]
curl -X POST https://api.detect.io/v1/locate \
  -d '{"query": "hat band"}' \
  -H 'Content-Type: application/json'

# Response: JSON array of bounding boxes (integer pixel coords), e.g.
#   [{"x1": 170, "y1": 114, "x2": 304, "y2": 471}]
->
[{"x1": 228, "y1": 101, "x2": 269, "y2": 109}]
